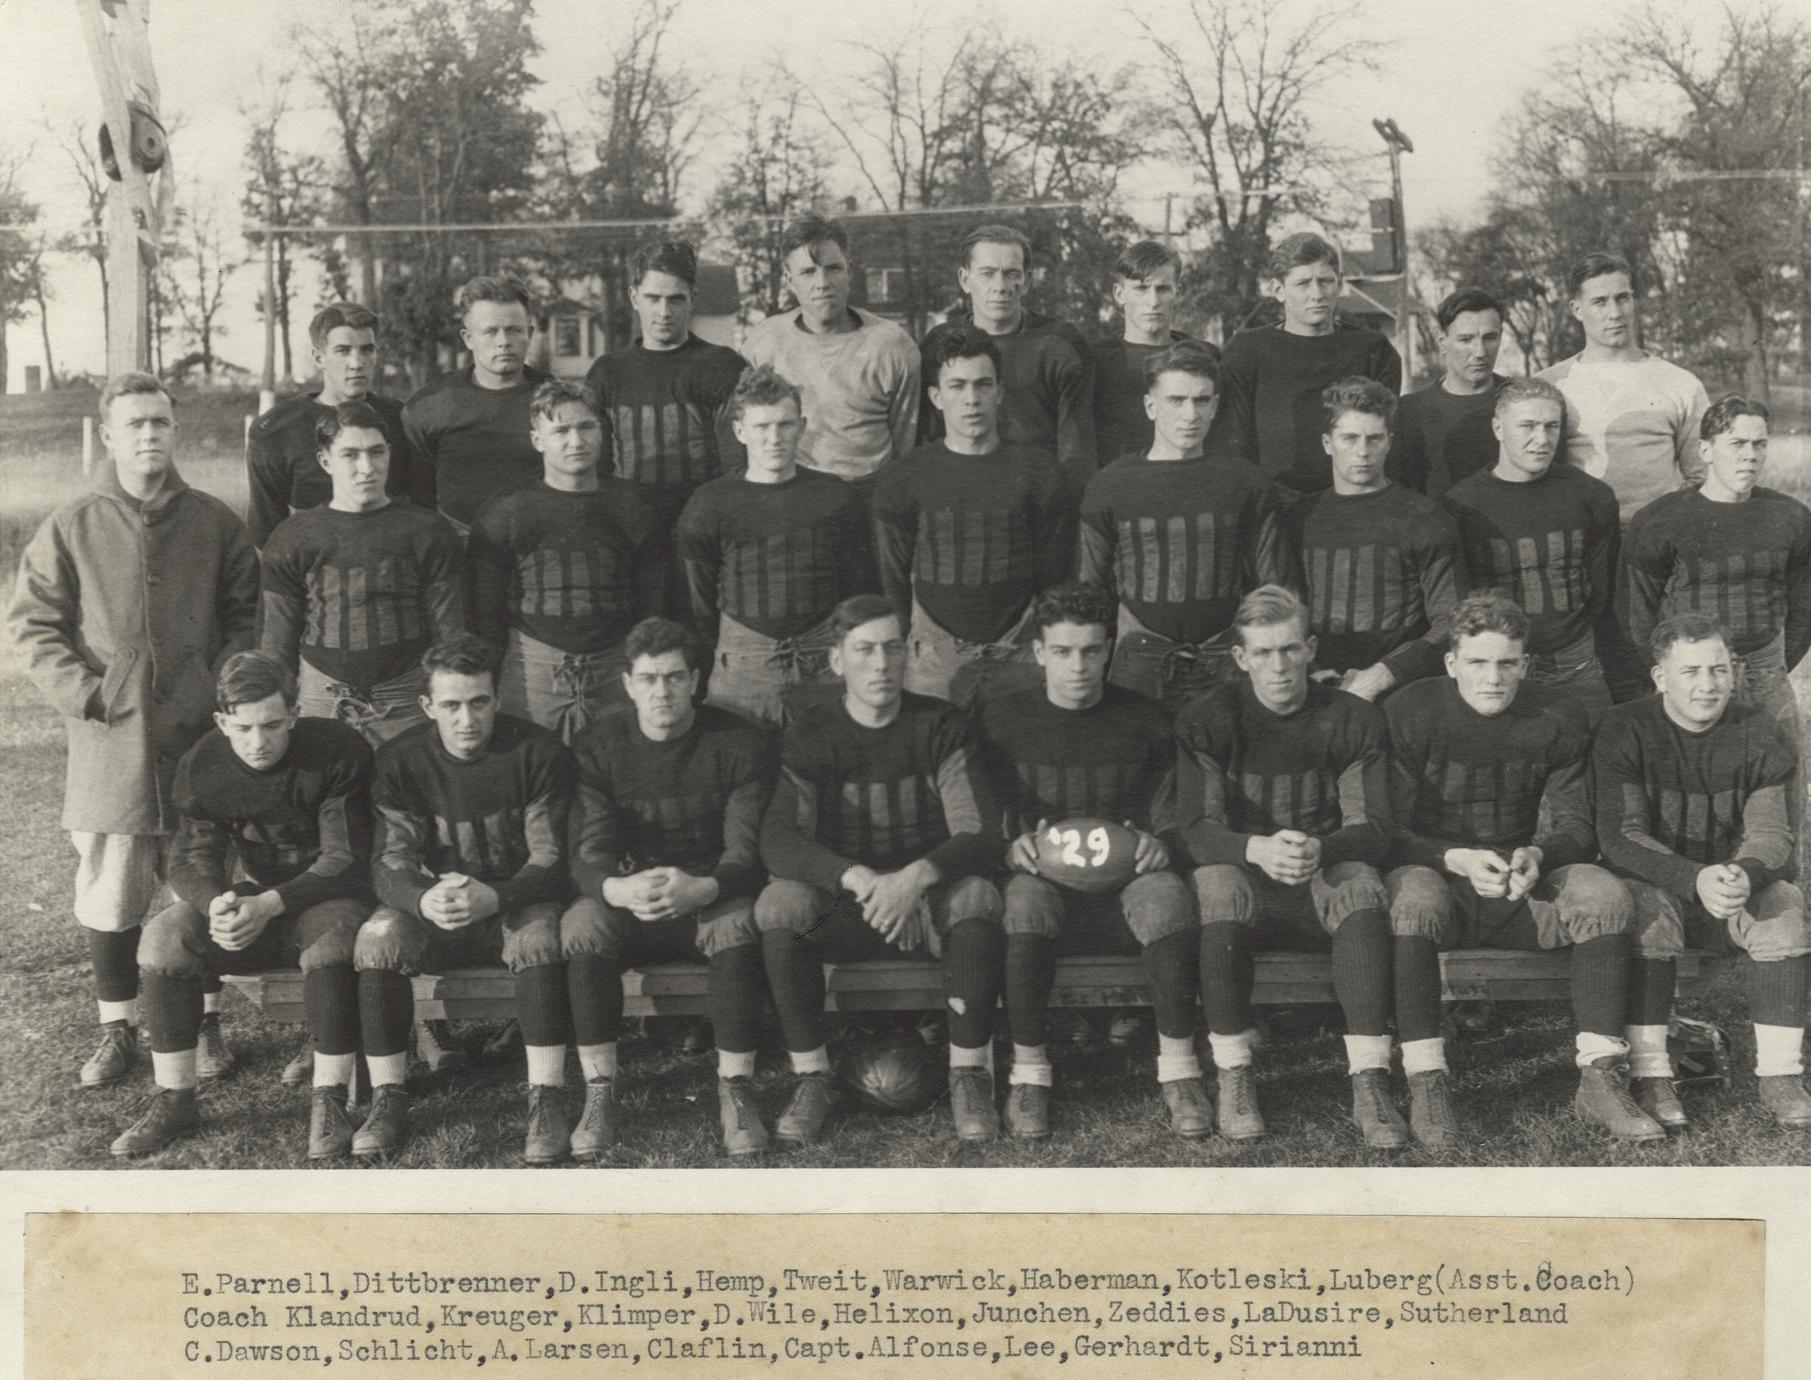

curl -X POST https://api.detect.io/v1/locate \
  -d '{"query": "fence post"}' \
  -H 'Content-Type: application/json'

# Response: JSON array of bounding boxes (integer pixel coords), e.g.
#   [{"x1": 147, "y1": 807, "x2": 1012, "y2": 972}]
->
[{"x1": 81, "y1": 416, "x2": 95, "y2": 478}]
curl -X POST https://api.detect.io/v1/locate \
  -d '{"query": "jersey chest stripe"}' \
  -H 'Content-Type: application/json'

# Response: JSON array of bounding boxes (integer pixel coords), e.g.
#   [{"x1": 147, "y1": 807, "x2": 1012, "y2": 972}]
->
[{"x1": 1516, "y1": 536, "x2": 1545, "y2": 615}]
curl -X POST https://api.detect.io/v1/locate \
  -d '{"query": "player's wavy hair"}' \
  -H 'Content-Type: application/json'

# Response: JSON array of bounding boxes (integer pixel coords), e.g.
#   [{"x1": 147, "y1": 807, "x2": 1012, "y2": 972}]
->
[
  {"x1": 1434, "y1": 287, "x2": 1503, "y2": 332},
  {"x1": 1494, "y1": 376, "x2": 1563, "y2": 419},
  {"x1": 309, "y1": 302, "x2": 379, "y2": 349},
  {"x1": 314, "y1": 399, "x2": 391, "y2": 452},
  {"x1": 630, "y1": 239, "x2": 698, "y2": 289},
  {"x1": 1265, "y1": 231, "x2": 1341, "y2": 282},
  {"x1": 1650, "y1": 612, "x2": 1731, "y2": 665},
  {"x1": 1142, "y1": 338, "x2": 1220, "y2": 391},
  {"x1": 1320, "y1": 376, "x2": 1397, "y2": 434},
  {"x1": 1114, "y1": 238, "x2": 1180, "y2": 282},
  {"x1": 457, "y1": 275, "x2": 533, "y2": 319},
  {"x1": 925, "y1": 324, "x2": 1002, "y2": 388},
  {"x1": 624, "y1": 617, "x2": 705, "y2": 674},
  {"x1": 1030, "y1": 582, "x2": 1117, "y2": 641},
  {"x1": 730, "y1": 364, "x2": 802, "y2": 421},
  {"x1": 1567, "y1": 251, "x2": 1633, "y2": 298},
  {"x1": 1446, "y1": 591, "x2": 1529, "y2": 651},
  {"x1": 216, "y1": 650, "x2": 297, "y2": 713},
  {"x1": 419, "y1": 634, "x2": 497, "y2": 695},
  {"x1": 830, "y1": 594, "x2": 902, "y2": 646},
  {"x1": 961, "y1": 222, "x2": 1032, "y2": 271},
  {"x1": 1701, "y1": 394, "x2": 1770, "y2": 441},
  {"x1": 781, "y1": 213, "x2": 850, "y2": 264},
  {"x1": 529, "y1": 378, "x2": 600, "y2": 426},
  {"x1": 99, "y1": 371, "x2": 173, "y2": 416},
  {"x1": 1232, "y1": 585, "x2": 1311, "y2": 645}
]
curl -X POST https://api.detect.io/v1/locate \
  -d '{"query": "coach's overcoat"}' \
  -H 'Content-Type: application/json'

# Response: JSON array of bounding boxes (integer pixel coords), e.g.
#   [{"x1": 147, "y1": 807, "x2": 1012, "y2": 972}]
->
[{"x1": 7, "y1": 464, "x2": 259, "y2": 834}]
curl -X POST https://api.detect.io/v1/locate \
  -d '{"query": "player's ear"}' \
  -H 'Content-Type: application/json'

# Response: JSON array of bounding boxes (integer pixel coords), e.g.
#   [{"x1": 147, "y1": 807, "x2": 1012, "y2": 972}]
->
[
  {"x1": 213, "y1": 710, "x2": 231, "y2": 734},
  {"x1": 1444, "y1": 649, "x2": 1459, "y2": 680},
  {"x1": 1650, "y1": 662, "x2": 1666, "y2": 694},
  {"x1": 317, "y1": 447, "x2": 332, "y2": 474},
  {"x1": 1143, "y1": 393, "x2": 1157, "y2": 422},
  {"x1": 529, "y1": 426, "x2": 547, "y2": 455}
]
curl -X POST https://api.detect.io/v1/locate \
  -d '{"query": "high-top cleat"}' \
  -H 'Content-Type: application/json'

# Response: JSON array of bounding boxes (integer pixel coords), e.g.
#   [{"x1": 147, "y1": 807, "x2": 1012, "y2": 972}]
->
[
  {"x1": 1351, "y1": 1068, "x2": 1410, "y2": 1149},
  {"x1": 1215, "y1": 1065, "x2": 1266, "y2": 1140},
  {"x1": 1758, "y1": 1075, "x2": 1811, "y2": 1129},
  {"x1": 523, "y1": 1085, "x2": 572, "y2": 1165},
  {"x1": 718, "y1": 1077, "x2": 770, "y2": 1157},
  {"x1": 308, "y1": 1086, "x2": 357, "y2": 1160},
  {"x1": 110, "y1": 1087, "x2": 199, "y2": 1156},
  {"x1": 196, "y1": 1012, "x2": 236, "y2": 1081},
  {"x1": 1407, "y1": 1070, "x2": 1463, "y2": 1149},
  {"x1": 280, "y1": 1035, "x2": 314, "y2": 1088},
  {"x1": 415, "y1": 1019, "x2": 468, "y2": 1074},
  {"x1": 1161, "y1": 1076, "x2": 1214, "y2": 1139},
  {"x1": 80, "y1": 1020, "x2": 138, "y2": 1089},
  {"x1": 570, "y1": 1077, "x2": 620, "y2": 1160},
  {"x1": 949, "y1": 1066, "x2": 1000, "y2": 1141},
  {"x1": 774, "y1": 1071, "x2": 834, "y2": 1146},
  {"x1": 1004, "y1": 1081, "x2": 1052, "y2": 1140},
  {"x1": 1632, "y1": 1076, "x2": 1689, "y2": 1131},
  {"x1": 352, "y1": 1086, "x2": 411, "y2": 1159},
  {"x1": 1574, "y1": 1056, "x2": 1666, "y2": 1141},
  {"x1": 481, "y1": 1018, "x2": 522, "y2": 1061}
]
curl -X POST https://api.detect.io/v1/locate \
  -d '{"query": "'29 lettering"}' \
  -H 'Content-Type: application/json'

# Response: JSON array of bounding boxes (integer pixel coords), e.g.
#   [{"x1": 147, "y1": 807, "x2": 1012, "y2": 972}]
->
[{"x1": 1047, "y1": 826, "x2": 1111, "y2": 867}]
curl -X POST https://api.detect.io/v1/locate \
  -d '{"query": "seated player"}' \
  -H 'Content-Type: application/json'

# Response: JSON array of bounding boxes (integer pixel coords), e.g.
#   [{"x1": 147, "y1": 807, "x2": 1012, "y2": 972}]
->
[
  {"x1": 1292, "y1": 377, "x2": 1464, "y2": 701},
  {"x1": 1595, "y1": 613, "x2": 1811, "y2": 1129},
  {"x1": 980, "y1": 583, "x2": 1205, "y2": 1139},
  {"x1": 355, "y1": 635, "x2": 576, "y2": 1163},
  {"x1": 111, "y1": 652, "x2": 374, "y2": 1159},
  {"x1": 1078, "y1": 338, "x2": 1290, "y2": 709},
  {"x1": 1385, "y1": 592, "x2": 1662, "y2": 1143},
  {"x1": 468, "y1": 379, "x2": 663, "y2": 744},
  {"x1": 877, "y1": 326, "x2": 1071, "y2": 707},
  {"x1": 1176, "y1": 585, "x2": 1402, "y2": 1147},
  {"x1": 677, "y1": 365, "x2": 874, "y2": 728},
  {"x1": 562, "y1": 618, "x2": 778, "y2": 1157},
  {"x1": 755, "y1": 595, "x2": 1005, "y2": 1144}
]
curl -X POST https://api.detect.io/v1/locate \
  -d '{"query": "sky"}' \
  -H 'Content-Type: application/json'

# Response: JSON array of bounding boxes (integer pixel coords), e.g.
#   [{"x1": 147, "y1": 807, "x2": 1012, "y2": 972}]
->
[{"x1": 0, "y1": 0, "x2": 1688, "y2": 388}]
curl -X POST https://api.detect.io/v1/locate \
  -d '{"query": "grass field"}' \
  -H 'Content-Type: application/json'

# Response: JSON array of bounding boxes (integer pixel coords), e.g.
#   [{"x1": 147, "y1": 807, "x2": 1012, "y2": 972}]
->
[{"x1": 2, "y1": 387, "x2": 1809, "y2": 1170}]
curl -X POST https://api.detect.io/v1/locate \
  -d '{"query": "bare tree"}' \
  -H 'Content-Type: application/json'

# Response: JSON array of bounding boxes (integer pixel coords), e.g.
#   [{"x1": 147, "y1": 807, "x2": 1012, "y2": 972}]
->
[
  {"x1": 709, "y1": 75, "x2": 829, "y2": 319},
  {"x1": 161, "y1": 195, "x2": 241, "y2": 380},
  {"x1": 30, "y1": 229, "x2": 55, "y2": 388},
  {"x1": 242, "y1": 70, "x2": 327, "y2": 382},
  {"x1": 47, "y1": 116, "x2": 112, "y2": 360}
]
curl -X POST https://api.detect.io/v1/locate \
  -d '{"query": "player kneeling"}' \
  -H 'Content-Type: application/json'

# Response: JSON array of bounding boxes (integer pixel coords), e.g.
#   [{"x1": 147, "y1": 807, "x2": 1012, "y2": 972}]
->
[
  {"x1": 1177, "y1": 586, "x2": 1403, "y2": 1147},
  {"x1": 1386, "y1": 592, "x2": 1663, "y2": 1143},
  {"x1": 981, "y1": 583, "x2": 1205, "y2": 1139},
  {"x1": 562, "y1": 618, "x2": 778, "y2": 1156},
  {"x1": 755, "y1": 595, "x2": 1005, "y2": 1145},
  {"x1": 114, "y1": 653, "x2": 374, "y2": 1160}
]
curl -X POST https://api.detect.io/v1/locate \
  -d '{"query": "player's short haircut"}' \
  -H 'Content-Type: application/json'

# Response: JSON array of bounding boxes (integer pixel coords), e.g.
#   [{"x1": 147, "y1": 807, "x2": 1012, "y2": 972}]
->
[
  {"x1": 309, "y1": 302, "x2": 379, "y2": 349},
  {"x1": 529, "y1": 378, "x2": 600, "y2": 426},
  {"x1": 315, "y1": 399, "x2": 391, "y2": 452},
  {"x1": 1567, "y1": 251, "x2": 1633, "y2": 298},
  {"x1": 457, "y1": 275, "x2": 533, "y2": 319},
  {"x1": 1265, "y1": 231, "x2": 1341, "y2": 281},
  {"x1": 1142, "y1": 338, "x2": 1220, "y2": 392},
  {"x1": 1435, "y1": 287, "x2": 1504, "y2": 332},
  {"x1": 925, "y1": 324, "x2": 1003, "y2": 387},
  {"x1": 216, "y1": 650, "x2": 297, "y2": 713},
  {"x1": 1493, "y1": 376, "x2": 1563, "y2": 419},
  {"x1": 623, "y1": 616, "x2": 704, "y2": 674},
  {"x1": 729, "y1": 363, "x2": 802, "y2": 421},
  {"x1": 99, "y1": 371, "x2": 173, "y2": 416},
  {"x1": 1701, "y1": 394, "x2": 1771, "y2": 441},
  {"x1": 830, "y1": 594, "x2": 902, "y2": 646},
  {"x1": 1030, "y1": 582, "x2": 1117, "y2": 641},
  {"x1": 1114, "y1": 238, "x2": 1180, "y2": 282},
  {"x1": 630, "y1": 239, "x2": 698, "y2": 289},
  {"x1": 419, "y1": 634, "x2": 497, "y2": 695},
  {"x1": 1447, "y1": 591, "x2": 1529, "y2": 651},
  {"x1": 961, "y1": 223, "x2": 1032, "y2": 271},
  {"x1": 1232, "y1": 585, "x2": 1312, "y2": 644},
  {"x1": 1320, "y1": 376, "x2": 1397, "y2": 434},
  {"x1": 780, "y1": 213, "x2": 850, "y2": 264},
  {"x1": 1651, "y1": 612, "x2": 1731, "y2": 665}
]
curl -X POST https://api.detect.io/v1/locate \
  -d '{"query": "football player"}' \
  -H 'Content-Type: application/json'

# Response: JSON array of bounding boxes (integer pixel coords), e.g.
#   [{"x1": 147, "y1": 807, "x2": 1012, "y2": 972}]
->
[
  {"x1": 1092, "y1": 239, "x2": 1217, "y2": 465},
  {"x1": 1386, "y1": 288, "x2": 1507, "y2": 498}
]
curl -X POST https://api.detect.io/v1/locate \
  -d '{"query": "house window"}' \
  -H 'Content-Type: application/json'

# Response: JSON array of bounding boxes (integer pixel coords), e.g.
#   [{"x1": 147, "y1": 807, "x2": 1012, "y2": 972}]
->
[
  {"x1": 554, "y1": 315, "x2": 583, "y2": 357},
  {"x1": 864, "y1": 267, "x2": 906, "y2": 305}
]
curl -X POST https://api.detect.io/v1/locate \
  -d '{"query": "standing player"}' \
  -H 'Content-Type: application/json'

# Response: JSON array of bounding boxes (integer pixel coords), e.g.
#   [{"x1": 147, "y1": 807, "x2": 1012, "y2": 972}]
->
[
  {"x1": 981, "y1": 583, "x2": 1205, "y2": 1140},
  {"x1": 1177, "y1": 586, "x2": 1402, "y2": 1147},
  {"x1": 353, "y1": 636, "x2": 576, "y2": 1162},
  {"x1": 756, "y1": 595, "x2": 1005, "y2": 1145},
  {"x1": 918, "y1": 224, "x2": 1097, "y2": 494},
  {"x1": 402, "y1": 276, "x2": 550, "y2": 534},
  {"x1": 246, "y1": 303, "x2": 414, "y2": 547},
  {"x1": 260, "y1": 401, "x2": 465, "y2": 744},
  {"x1": 1385, "y1": 592, "x2": 1662, "y2": 1143},
  {"x1": 1595, "y1": 613, "x2": 1811, "y2": 1129},
  {"x1": 1206, "y1": 232, "x2": 1402, "y2": 495},
  {"x1": 1386, "y1": 288, "x2": 1507, "y2": 498},
  {"x1": 9, "y1": 373, "x2": 258, "y2": 1089},
  {"x1": 1092, "y1": 240, "x2": 1217, "y2": 465},
  {"x1": 467, "y1": 379, "x2": 664, "y2": 744},
  {"x1": 1292, "y1": 378, "x2": 1463, "y2": 701},
  {"x1": 1078, "y1": 338, "x2": 1290, "y2": 709},
  {"x1": 111, "y1": 652, "x2": 374, "y2": 1159},
  {"x1": 1442, "y1": 377, "x2": 1620, "y2": 715},
  {"x1": 678, "y1": 365, "x2": 874, "y2": 728},
  {"x1": 740, "y1": 214, "x2": 920, "y2": 484},
  {"x1": 562, "y1": 618, "x2": 777, "y2": 1156},
  {"x1": 877, "y1": 327, "x2": 1071, "y2": 707}
]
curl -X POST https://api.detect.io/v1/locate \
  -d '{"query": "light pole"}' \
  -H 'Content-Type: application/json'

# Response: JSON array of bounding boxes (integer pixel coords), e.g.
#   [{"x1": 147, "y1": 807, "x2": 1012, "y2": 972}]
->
[{"x1": 1372, "y1": 117, "x2": 1414, "y2": 381}]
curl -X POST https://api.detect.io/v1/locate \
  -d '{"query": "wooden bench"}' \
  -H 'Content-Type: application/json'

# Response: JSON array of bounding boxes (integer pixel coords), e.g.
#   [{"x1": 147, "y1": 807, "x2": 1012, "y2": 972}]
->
[{"x1": 221, "y1": 950, "x2": 1725, "y2": 1024}]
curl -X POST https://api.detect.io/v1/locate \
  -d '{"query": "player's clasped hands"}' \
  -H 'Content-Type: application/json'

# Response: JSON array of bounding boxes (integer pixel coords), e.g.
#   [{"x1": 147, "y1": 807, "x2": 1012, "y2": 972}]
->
[
  {"x1": 1696, "y1": 861, "x2": 1751, "y2": 921},
  {"x1": 1445, "y1": 848, "x2": 1517, "y2": 899},
  {"x1": 1128, "y1": 820, "x2": 1169, "y2": 874},
  {"x1": 1248, "y1": 829, "x2": 1319, "y2": 885},
  {"x1": 605, "y1": 867, "x2": 718, "y2": 922},
  {"x1": 845, "y1": 861, "x2": 935, "y2": 948},
  {"x1": 421, "y1": 872, "x2": 499, "y2": 930},
  {"x1": 207, "y1": 890, "x2": 281, "y2": 951}
]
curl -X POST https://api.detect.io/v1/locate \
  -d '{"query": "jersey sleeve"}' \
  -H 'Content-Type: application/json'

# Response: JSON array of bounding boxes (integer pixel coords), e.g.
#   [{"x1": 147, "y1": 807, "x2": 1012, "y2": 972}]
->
[
  {"x1": 676, "y1": 493, "x2": 723, "y2": 643},
  {"x1": 1322, "y1": 700, "x2": 1391, "y2": 866},
  {"x1": 1383, "y1": 697, "x2": 1451, "y2": 872},
  {"x1": 492, "y1": 739, "x2": 575, "y2": 913},
  {"x1": 1622, "y1": 509, "x2": 1672, "y2": 656},
  {"x1": 760, "y1": 765, "x2": 858, "y2": 893},
  {"x1": 1172, "y1": 713, "x2": 1251, "y2": 868},
  {"x1": 1734, "y1": 719, "x2": 1799, "y2": 891},
  {"x1": 422, "y1": 516, "x2": 466, "y2": 643},
  {"x1": 372, "y1": 761, "x2": 436, "y2": 918},
  {"x1": 256, "y1": 526, "x2": 307, "y2": 671},
  {"x1": 1784, "y1": 503, "x2": 1811, "y2": 672},
  {"x1": 274, "y1": 741, "x2": 376, "y2": 914},
  {"x1": 168, "y1": 751, "x2": 233, "y2": 909},
  {"x1": 1076, "y1": 475, "x2": 1116, "y2": 590},
  {"x1": 245, "y1": 421, "x2": 292, "y2": 547},
  {"x1": 570, "y1": 743, "x2": 625, "y2": 900},
  {"x1": 1379, "y1": 511, "x2": 1462, "y2": 686},
  {"x1": 711, "y1": 731, "x2": 777, "y2": 900},
  {"x1": 923, "y1": 711, "x2": 1004, "y2": 881},
  {"x1": 887, "y1": 339, "x2": 921, "y2": 467},
  {"x1": 401, "y1": 396, "x2": 438, "y2": 510},
  {"x1": 1052, "y1": 339, "x2": 1098, "y2": 492},
  {"x1": 1592, "y1": 712, "x2": 1703, "y2": 900},
  {"x1": 871, "y1": 469, "x2": 918, "y2": 625}
]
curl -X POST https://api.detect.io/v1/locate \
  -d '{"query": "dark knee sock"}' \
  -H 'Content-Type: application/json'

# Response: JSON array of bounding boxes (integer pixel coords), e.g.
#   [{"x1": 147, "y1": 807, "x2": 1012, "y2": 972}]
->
[
  {"x1": 358, "y1": 970, "x2": 414, "y2": 1058},
  {"x1": 1393, "y1": 936, "x2": 1445, "y2": 1044},
  {"x1": 1141, "y1": 930, "x2": 1200, "y2": 1040},
  {"x1": 1331, "y1": 909, "x2": 1391, "y2": 1037},
  {"x1": 202, "y1": 972, "x2": 224, "y2": 996},
  {"x1": 303, "y1": 968, "x2": 358, "y2": 1055},
  {"x1": 516, "y1": 963, "x2": 571, "y2": 1048},
  {"x1": 89, "y1": 928, "x2": 140, "y2": 1004},
  {"x1": 1199, "y1": 922, "x2": 1255, "y2": 1035},
  {"x1": 761, "y1": 929, "x2": 827, "y2": 1053},
  {"x1": 942, "y1": 918, "x2": 1002, "y2": 1050},
  {"x1": 1571, "y1": 933, "x2": 1631, "y2": 1039},
  {"x1": 1004, "y1": 934, "x2": 1056, "y2": 1047},
  {"x1": 1747, "y1": 954, "x2": 1810, "y2": 1029},
  {"x1": 567, "y1": 953, "x2": 624, "y2": 1047},
  {"x1": 1627, "y1": 957, "x2": 1677, "y2": 1025},
  {"x1": 141, "y1": 971, "x2": 204, "y2": 1053},
  {"x1": 707, "y1": 944, "x2": 767, "y2": 1055}
]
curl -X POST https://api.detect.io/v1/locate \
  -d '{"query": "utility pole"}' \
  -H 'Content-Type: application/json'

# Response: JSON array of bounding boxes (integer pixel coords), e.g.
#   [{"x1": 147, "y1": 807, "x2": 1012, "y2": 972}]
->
[
  {"x1": 261, "y1": 174, "x2": 277, "y2": 412},
  {"x1": 1373, "y1": 117, "x2": 1414, "y2": 382}
]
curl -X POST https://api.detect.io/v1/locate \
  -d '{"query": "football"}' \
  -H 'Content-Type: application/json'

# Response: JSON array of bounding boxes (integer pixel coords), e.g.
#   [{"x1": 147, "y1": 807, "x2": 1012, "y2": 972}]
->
[
  {"x1": 1033, "y1": 816, "x2": 1141, "y2": 895},
  {"x1": 836, "y1": 1030, "x2": 947, "y2": 1115}
]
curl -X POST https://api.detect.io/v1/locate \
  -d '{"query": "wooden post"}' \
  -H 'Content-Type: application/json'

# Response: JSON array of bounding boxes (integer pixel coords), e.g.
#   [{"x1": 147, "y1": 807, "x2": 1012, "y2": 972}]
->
[{"x1": 81, "y1": 416, "x2": 95, "y2": 478}]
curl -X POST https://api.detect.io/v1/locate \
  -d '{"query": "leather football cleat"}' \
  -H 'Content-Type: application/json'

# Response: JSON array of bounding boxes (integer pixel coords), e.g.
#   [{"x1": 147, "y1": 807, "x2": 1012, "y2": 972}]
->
[
  {"x1": 1004, "y1": 1081, "x2": 1052, "y2": 1140},
  {"x1": 1215, "y1": 1065, "x2": 1267, "y2": 1140},
  {"x1": 1407, "y1": 1070, "x2": 1463, "y2": 1148},
  {"x1": 352, "y1": 1086, "x2": 411, "y2": 1159},
  {"x1": 717, "y1": 1077, "x2": 770, "y2": 1157},
  {"x1": 1632, "y1": 1075, "x2": 1690, "y2": 1131},
  {"x1": 415, "y1": 1019, "x2": 468, "y2": 1074},
  {"x1": 1160, "y1": 1076, "x2": 1214, "y2": 1139},
  {"x1": 280, "y1": 1035, "x2": 314, "y2": 1088},
  {"x1": 523, "y1": 1085, "x2": 572, "y2": 1165},
  {"x1": 80, "y1": 1020, "x2": 138, "y2": 1089},
  {"x1": 1574, "y1": 1057, "x2": 1666, "y2": 1141},
  {"x1": 948, "y1": 1066, "x2": 1000, "y2": 1141},
  {"x1": 110, "y1": 1087, "x2": 199, "y2": 1157},
  {"x1": 308, "y1": 1086, "x2": 357, "y2": 1160},
  {"x1": 570, "y1": 1077, "x2": 621, "y2": 1160},
  {"x1": 1350, "y1": 1068, "x2": 1410, "y2": 1149},
  {"x1": 196, "y1": 1012, "x2": 236, "y2": 1081},
  {"x1": 1758, "y1": 1075, "x2": 1811, "y2": 1128},
  {"x1": 774, "y1": 1071, "x2": 834, "y2": 1146}
]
